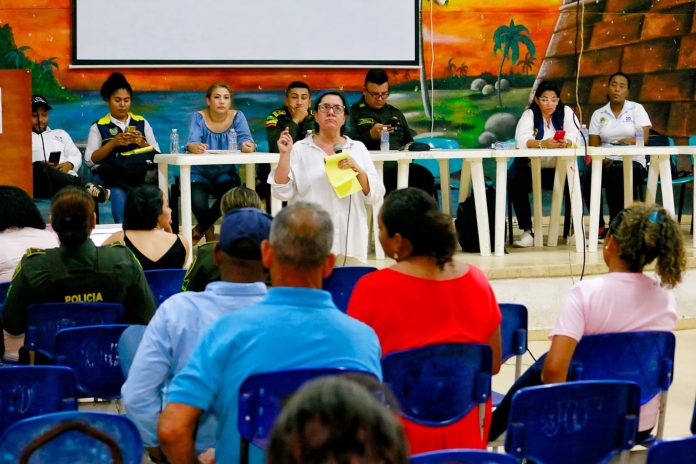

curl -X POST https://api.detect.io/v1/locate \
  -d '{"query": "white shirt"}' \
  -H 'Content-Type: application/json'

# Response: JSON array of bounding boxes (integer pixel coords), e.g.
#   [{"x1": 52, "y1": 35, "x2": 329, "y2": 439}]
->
[
  {"x1": 84, "y1": 114, "x2": 160, "y2": 167},
  {"x1": 32, "y1": 128, "x2": 83, "y2": 176},
  {"x1": 269, "y1": 136, "x2": 385, "y2": 263},
  {"x1": 589, "y1": 100, "x2": 652, "y2": 166},
  {"x1": 515, "y1": 106, "x2": 580, "y2": 168}
]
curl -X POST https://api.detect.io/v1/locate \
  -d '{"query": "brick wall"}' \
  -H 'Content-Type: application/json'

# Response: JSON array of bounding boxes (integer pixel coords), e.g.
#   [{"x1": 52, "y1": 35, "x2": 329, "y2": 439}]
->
[{"x1": 541, "y1": 0, "x2": 696, "y2": 141}]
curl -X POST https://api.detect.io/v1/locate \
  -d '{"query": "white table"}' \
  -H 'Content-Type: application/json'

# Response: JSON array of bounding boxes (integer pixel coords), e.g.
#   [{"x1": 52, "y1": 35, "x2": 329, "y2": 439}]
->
[
  {"x1": 491, "y1": 148, "x2": 584, "y2": 256},
  {"x1": 585, "y1": 146, "x2": 696, "y2": 252}
]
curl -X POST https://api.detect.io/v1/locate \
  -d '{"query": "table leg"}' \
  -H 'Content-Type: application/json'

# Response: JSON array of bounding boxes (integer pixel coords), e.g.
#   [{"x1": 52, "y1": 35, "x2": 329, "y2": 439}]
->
[
  {"x1": 396, "y1": 159, "x2": 410, "y2": 189},
  {"x1": 158, "y1": 163, "x2": 169, "y2": 204},
  {"x1": 645, "y1": 157, "x2": 659, "y2": 205},
  {"x1": 588, "y1": 156, "x2": 604, "y2": 252},
  {"x1": 530, "y1": 158, "x2": 543, "y2": 247},
  {"x1": 470, "y1": 159, "x2": 491, "y2": 256},
  {"x1": 494, "y1": 157, "x2": 508, "y2": 256},
  {"x1": 373, "y1": 161, "x2": 385, "y2": 260},
  {"x1": 438, "y1": 158, "x2": 451, "y2": 215},
  {"x1": 180, "y1": 166, "x2": 193, "y2": 266},
  {"x1": 269, "y1": 163, "x2": 282, "y2": 215},
  {"x1": 658, "y1": 156, "x2": 675, "y2": 215},
  {"x1": 623, "y1": 157, "x2": 633, "y2": 208},
  {"x1": 459, "y1": 162, "x2": 472, "y2": 202},
  {"x1": 547, "y1": 159, "x2": 567, "y2": 247},
  {"x1": 244, "y1": 164, "x2": 256, "y2": 189},
  {"x1": 567, "y1": 157, "x2": 585, "y2": 253}
]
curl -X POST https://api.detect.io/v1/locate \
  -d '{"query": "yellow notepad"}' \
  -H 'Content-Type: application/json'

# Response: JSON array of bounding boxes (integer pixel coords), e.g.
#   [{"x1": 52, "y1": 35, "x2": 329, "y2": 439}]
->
[{"x1": 325, "y1": 153, "x2": 362, "y2": 199}]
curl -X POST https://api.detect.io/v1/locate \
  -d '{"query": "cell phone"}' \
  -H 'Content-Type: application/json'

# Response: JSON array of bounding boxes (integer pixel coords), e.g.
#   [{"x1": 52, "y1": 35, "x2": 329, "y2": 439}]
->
[
  {"x1": 49, "y1": 151, "x2": 61, "y2": 164},
  {"x1": 124, "y1": 126, "x2": 136, "y2": 133},
  {"x1": 553, "y1": 130, "x2": 566, "y2": 140}
]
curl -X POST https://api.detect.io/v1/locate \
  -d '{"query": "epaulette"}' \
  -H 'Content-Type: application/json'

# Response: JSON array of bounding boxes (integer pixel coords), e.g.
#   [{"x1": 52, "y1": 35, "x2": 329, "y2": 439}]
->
[
  {"x1": 24, "y1": 248, "x2": 46, "y2": 258},
  {"x1": 271, "y1": 109, "x2": 287, "y2": 117},
  {"x1": 129, "y1": 112, "x2": 146, "y2": 121}
]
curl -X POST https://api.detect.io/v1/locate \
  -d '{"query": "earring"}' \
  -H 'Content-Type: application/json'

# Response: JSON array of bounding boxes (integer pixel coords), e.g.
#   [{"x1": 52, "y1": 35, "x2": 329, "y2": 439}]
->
[{"x1": 393, "y1": 252, "x2": 399, "y2": 261}]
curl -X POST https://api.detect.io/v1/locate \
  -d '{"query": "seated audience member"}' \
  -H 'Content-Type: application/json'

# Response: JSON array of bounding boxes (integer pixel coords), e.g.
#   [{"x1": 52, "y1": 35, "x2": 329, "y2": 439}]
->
[
  {"x1": 122, "y1": 207, "x2": 272, "y2": 464},
  {"x1": 0, "y1": 186, "x2": 59, "y2": 362},
  {"x1": 157, "y1": 202, "x2": 382, "y2": 464},
  {"x1": 270, "y1": 91, "x2": 385, "y2": 264},
  {"x1": 349, "y1": 69, "x2": 435, "y2": 196},
  {"x1": 583, "y1": 72, "x2": 652, "y2": 239},
  {"x1": 489, "y1": 203, "x2": 685, "y2": 442},
  {"x1": 103, "y1": 185, "x2": 189, "y2": 270},
  {"x1": 85, "y1": 72, "x2": 160, "y2": 223},
  {"x1": 1, "y1": 186, "x2": 156, "y2": 363},
  {"x1": 0, "y1": 186, "x2": 59, "y2": 282},
  {"x1": 182, "y1": 186, "x2": 264, "y2": 291},
  {"x1": 267, "y1": 376, "x2": 408, "y2": 464},
  {"x1": 31, "y1": 95, "x2": 110, "y2": 203},
  {"x1": 509, "y1": 80, "x2": 580, "y2": 248},
  {"x1": 262, "y1": 81, "x2": 315, "y2": 202},
  {"x1": 186, "y1": 82, "x2": 256, "y2": 244},
  {"x1": 348, "y1": 187, "x2": 502, "y2": 452}
]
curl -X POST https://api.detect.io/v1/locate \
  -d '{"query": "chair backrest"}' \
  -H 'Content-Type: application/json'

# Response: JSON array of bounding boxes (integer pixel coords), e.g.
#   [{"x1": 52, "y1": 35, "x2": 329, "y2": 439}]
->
[
  {"x1": 25, "y1": 302, "x2": 125, "y2": 360},
  {"x1": 321, "y1": 266, "x2": 377, "y2": 313},
  {"x1": 504, "y1": 380, "x2": 641, "y2": 464},
  {"x1": 0, "y1": 366, "x2": 77, "y2": 434},
  {"x1": 144, "y1": 268, "x2": 186, "y2": 306},
  {"x1": 381, "y1": 343, "x2": 492, "y2": 426},
  {"x1": 645, "y1": 435, "x2": 696, "y2": 464},
  {"x1": 54, "y1": 325, "x2": 129, "y2": 399},
  {"x1": 117, "y1": 325, "x2": 146, "y2": 377},
  {"x1": 568, "y1": 331, "x2": 675, "y2": 407},
  {"x1": 0, "y1": 281, "x2": 9, "y2": 304},
  {"x1": 410, "y1": 449, "x2": 518, "y2": 464},
  {"x1": 238, "y1": 368, "x2": 374, "y2": 454},
  {"x1": 498, "y1": 304, "x2": 528, "y2": 375},
  {"x1": 0, "y1": 411, "x2": 143, "y2": 464}
]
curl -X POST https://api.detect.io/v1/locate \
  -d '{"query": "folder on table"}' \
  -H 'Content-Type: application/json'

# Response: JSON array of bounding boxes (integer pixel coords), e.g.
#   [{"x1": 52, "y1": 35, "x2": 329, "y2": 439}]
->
[{"x1": 325, "y1": 153, "x2": 362, "y2": 199}]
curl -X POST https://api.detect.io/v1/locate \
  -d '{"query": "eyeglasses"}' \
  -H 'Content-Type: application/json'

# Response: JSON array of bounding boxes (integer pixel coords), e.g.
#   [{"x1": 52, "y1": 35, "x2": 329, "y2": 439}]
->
[
  {"x1": 317, "y1": 103, "x2": 345, "y2": 114},
  {"x1": 538, "y1": 97, "x2": 559, "y2": 104},
  {"x1": 366, "y1": 90, "x2": 390, "y2": 99}
]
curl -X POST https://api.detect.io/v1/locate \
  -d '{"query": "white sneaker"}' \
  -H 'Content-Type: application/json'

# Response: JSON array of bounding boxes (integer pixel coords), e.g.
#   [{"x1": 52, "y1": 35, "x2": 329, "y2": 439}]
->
[{"x1": 513, "y1": 231, "x2": 534, "y2": 248}]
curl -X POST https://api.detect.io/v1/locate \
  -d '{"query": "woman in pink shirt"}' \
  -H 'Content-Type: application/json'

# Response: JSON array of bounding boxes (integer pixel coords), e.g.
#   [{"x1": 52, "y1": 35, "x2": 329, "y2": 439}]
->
[{"x1": 489, "y1": 202, "x2": 685, "y2": 442}]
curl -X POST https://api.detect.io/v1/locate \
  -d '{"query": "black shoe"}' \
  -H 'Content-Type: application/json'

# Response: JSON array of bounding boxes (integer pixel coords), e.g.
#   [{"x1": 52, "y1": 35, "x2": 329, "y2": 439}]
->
[{"x1": 85, "y1": 182, "x2": 111, "y2": 203}]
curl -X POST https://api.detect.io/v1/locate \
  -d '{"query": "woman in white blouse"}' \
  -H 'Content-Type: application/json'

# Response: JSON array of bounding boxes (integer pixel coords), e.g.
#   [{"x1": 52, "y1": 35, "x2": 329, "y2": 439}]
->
[
  {"x1": 270, "y1": 91, "x2": 385, "y2": 263},
  {"x1": 510, "y1": 80, "x2": 579, "y2": 248}
]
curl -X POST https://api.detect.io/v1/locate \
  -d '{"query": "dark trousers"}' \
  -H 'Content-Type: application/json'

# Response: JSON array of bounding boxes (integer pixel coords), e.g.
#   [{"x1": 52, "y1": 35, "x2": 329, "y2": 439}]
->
[
  {"x1": 32, "y1": 162, "x2": 81, "y2": 199},
  {"x1": 383, "y1": 162, "x2": 436, "y2": 197},
  {"x1": 191, "y1": 176, "x2": 240, "y2": 232},
  {"x1": 582, "y1": 160, "x2": 646, "y2": 229},
  {"x1": 507, "y1": 158, "x2": 557, "y2": 232}
]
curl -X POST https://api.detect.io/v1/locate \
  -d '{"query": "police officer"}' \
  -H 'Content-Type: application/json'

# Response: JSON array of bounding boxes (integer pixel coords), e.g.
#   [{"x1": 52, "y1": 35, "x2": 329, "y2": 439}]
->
[
  {"x1": 349, "y1": 69, "x2": 434, "y2": 195},
  {"x1": 2, "y1": 186, "x2": 156, "y2": 362}
]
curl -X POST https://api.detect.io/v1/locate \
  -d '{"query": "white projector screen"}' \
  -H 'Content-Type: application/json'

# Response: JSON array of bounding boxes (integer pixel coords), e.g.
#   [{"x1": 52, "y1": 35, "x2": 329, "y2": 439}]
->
[{"x1": 73, "y1": 0, "x2": 419, "y2": 67}]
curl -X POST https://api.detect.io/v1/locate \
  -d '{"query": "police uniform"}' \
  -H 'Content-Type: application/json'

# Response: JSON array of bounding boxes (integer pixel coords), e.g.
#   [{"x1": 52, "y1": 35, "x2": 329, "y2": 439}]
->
[
  {"x1": 1, "y1": 240, "x2": 157, "y2": 359},
  {"x1": 349, "y1": 97, "x2": 434, "y2": 195}
]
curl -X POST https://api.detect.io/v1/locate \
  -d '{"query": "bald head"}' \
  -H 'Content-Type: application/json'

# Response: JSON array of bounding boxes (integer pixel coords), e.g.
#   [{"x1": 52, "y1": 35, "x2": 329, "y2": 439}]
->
[{"x1": 269, "y1": 202, "x2": 333, "y2": 270}]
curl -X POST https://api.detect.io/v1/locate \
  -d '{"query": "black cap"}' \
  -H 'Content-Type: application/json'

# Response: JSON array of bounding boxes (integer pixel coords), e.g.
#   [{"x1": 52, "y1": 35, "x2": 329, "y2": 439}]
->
[{"x1": 32, "y1": 95, "x2": 52, "y2": 112}]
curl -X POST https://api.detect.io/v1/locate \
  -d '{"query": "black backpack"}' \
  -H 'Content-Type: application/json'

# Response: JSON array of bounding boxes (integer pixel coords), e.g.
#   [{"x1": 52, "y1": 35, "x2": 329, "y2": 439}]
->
[{"x1": 454, "y1": 185, "x2": 499, "y2": 253}]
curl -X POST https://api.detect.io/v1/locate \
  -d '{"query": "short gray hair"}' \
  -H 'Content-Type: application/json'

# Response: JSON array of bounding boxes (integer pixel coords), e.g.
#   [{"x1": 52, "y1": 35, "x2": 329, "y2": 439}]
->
[{"x1": 270, "y1": 202, "x2": 333, "y2": 269}]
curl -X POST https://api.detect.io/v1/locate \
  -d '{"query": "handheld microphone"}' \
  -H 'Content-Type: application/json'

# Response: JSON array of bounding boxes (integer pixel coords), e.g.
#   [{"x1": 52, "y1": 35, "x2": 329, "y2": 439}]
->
[{"x1": 333, "y1": 143, "x2": 344, "y2": 154}]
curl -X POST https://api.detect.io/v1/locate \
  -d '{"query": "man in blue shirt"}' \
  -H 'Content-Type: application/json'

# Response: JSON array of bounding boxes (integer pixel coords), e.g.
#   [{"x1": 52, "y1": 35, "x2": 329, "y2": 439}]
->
[
  {"x1": 122, "y1": 207, "x2": 272, "y2": 463},
  {"x1": 158, "y1": 202, "x2": 382, "y2": 464}
]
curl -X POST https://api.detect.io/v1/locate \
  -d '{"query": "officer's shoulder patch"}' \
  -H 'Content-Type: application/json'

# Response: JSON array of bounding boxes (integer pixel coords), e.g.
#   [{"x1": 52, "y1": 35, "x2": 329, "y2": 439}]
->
[
  {"x1": 271, "y1": 109, "x2": 286, "y2": 117},
  {"x1": 357, "y1": 103, "x2": 366, "y2": 108},
  {"x1": 24, "y1": 248, "x2": 46, "y2": 258}
]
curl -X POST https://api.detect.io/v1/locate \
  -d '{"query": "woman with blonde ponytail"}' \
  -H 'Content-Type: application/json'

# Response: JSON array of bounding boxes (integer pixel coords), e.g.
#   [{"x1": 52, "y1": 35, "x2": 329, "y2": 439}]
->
[{"x1": 490, "y1": 202, "x2": 686, "y2": 442}]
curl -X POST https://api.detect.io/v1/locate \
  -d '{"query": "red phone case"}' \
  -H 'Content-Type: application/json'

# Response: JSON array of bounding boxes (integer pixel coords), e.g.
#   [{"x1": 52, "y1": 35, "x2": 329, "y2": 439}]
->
[{"x1": 553, "y1": 131, "x2": 566, "y2": 140}]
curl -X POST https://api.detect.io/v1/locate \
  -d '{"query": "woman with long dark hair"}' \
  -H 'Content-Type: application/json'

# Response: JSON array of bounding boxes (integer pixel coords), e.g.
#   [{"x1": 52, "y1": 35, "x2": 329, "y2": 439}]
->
[{"x1": 509, "y1": 80, "x2": 580, "y2": 247}]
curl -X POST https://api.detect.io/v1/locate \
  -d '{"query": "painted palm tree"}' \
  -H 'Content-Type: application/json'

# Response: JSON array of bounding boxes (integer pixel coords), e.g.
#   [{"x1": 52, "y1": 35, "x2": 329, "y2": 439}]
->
[
  {"x1": 446, "y1": 57, "x2": 457, "y2": 77},
  {"x1": 3, "y1": 45, "x2": 31, "y2": 68},
  {"x1": 519, "y1": 52, "x2": 536, "y2": 75},
  {"x1": 38, "y1": 56, "x2": 59, "y2": 73},
  {"x1": 493, "y1": 19, "x2": 535, "y2": 106},
  {"x1": 458, "y1": 62, "x2": 469, "y2": 76}
]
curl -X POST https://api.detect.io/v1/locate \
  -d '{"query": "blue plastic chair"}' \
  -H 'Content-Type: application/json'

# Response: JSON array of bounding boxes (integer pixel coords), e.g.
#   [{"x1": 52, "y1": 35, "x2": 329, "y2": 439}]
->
[
  {"x1": 0, "y1": 281, "x2": 9, "y2": 304},
  {"x1": 238, "y1": 368, "x2": 375, "y2": 464},
  {"x1": 412, "y1": 137, "x2": 463, "y2": 205},
  {"x1": 505, "y1": 380, "x2": 640, "y2": 464},
  {"x1": 381, "y1": 343, "x2": 492, "y2": 441},
  {"x1": 568, "y1": 331, "x2": 675, "y2": 441},
  {"x1": 0, "y1": 411, "x2": 142, "y2": 464},
  {"x1": 144, "y1": 268, "x2": 186, "y2": 306},
  {"x1": 691, "y1": 393, "x2": 696, "y2": 435},
  {"x1": 0, "y1": 366, "x2": 77, "y2": 434},
  {"x1": 645, "y1": 435, "x2": 696, "y2": 463},
  {"x1": 492, "y1": 303, "x2": 528, "y2": 407},
  {"x1": 54, "y1": 325, "x2": 129, "y2": 400},
  {"x1": 25, "y1": 302, "x2": 124, "y2": 363},
  {"x1": 322, "y1": 266, "x2": 377, "y2": 313},
  {"x1": 117, "y1": 324, "x2": 146, "y2": 377},
  {"x1": 410, "y1": 449, "x2": 518, "y2": 464}
]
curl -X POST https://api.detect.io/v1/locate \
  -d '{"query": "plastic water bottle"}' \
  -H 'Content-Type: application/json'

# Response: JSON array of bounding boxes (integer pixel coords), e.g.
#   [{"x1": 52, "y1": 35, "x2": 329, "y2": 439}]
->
[
  {"x1": 380, "y1": 126, "x2": 389, "y2": 152},
  {"x1": 169, "y1": 129, "x2": 179, "y2": 154},
  {"x1": 635, "y1": 124, "x2": 644, "y2": 147},
  {"x1": 228, "y1": 128, "x2": 238, "y2": 151},
  {"x1": 580, "y1": 124, "x2": 589, "y2": 146}
]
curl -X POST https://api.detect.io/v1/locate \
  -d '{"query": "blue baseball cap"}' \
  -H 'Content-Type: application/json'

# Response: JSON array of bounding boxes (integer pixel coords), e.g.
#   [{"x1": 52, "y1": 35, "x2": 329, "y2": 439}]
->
[{"x1": 218, "y1": 208, "x2": 272, "y2": 258}]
